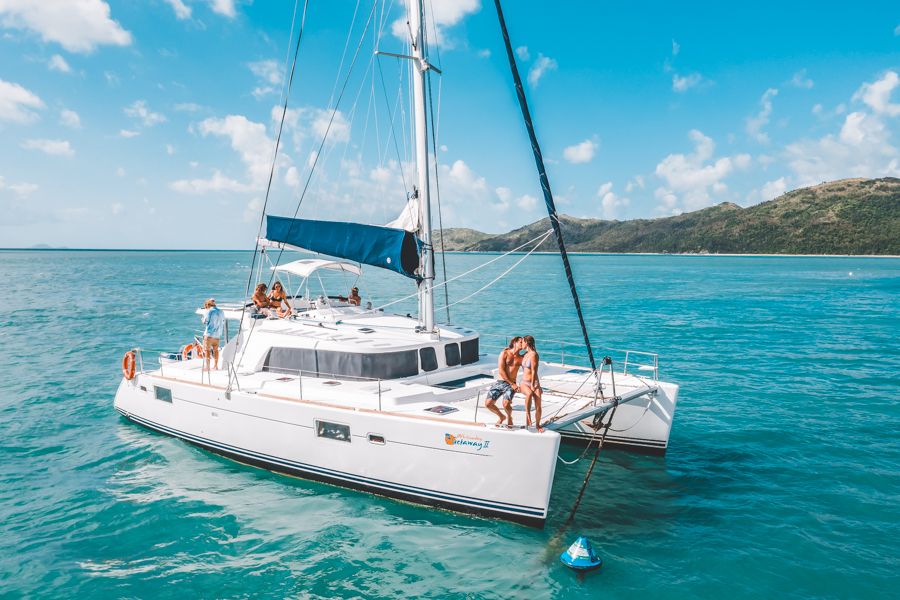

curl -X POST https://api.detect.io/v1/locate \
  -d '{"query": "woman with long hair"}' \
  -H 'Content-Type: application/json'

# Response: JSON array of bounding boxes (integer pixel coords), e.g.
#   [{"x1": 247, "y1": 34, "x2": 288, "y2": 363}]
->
[
  {"x1": 521, "y1": 335, "x2": 543, "y2": 432},
  {"x1": 268, "y1": 280, "x2": 292, "y2": 317}
]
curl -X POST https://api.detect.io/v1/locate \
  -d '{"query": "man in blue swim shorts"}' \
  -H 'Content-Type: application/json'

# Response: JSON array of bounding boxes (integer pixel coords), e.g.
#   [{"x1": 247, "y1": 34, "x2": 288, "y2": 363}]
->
[{"x1": 485, "y1": 336, "x2": 525, "y2": 427}]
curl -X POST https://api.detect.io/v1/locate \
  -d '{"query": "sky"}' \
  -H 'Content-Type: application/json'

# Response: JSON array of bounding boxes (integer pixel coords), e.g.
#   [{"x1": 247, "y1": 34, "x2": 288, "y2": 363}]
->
[{"x1": 0, "y1": 0, "x2": 898, "y2": 249}]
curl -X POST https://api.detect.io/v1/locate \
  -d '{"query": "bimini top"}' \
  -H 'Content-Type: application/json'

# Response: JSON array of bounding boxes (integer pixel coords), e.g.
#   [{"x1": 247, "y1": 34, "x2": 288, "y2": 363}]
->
[
  {"x1": 272, "y1": 258, "x2": 362, "y2": 279},
  {"x1": 264, "y1": 215, "x2": 423, "y2": 280}
]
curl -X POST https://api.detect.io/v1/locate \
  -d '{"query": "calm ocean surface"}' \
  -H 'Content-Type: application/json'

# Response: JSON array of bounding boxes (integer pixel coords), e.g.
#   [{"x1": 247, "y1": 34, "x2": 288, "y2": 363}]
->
[{"x1": 1, "y1": 250, "x2": 898, "y2": 598}]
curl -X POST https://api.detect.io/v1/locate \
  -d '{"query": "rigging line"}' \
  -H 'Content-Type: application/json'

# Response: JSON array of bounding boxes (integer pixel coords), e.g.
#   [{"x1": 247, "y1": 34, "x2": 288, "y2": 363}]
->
[
  {"x1": 426, "y1": 66, "x2": 450, "y2": 323},
  {"x1": 327, "y1": 0, "x2": 363, "y2": 109},
  {"x1": 238, "y1": 1, "x2": 377, "y2": 369},
  {"x1": 339, "y1": 228, "x2": 554, "y2": 321},
  {"x1": 435, "y1": 230, "x2": 552, "y2": 311},
  {"x1": 493, "y1": 0, "x2": 598, "y2": 373},
  {"x1": 376, "y1": 56, "x2": 410, "y2": 193},
  {"x1": 230, "y1": 0, "x2": 308, "y2": 389}
]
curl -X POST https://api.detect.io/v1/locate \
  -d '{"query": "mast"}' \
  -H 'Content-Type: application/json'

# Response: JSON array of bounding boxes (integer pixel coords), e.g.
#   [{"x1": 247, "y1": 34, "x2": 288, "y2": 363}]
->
[{"x1": 409, "y1": 0, "x2": 435, "y2": 333}]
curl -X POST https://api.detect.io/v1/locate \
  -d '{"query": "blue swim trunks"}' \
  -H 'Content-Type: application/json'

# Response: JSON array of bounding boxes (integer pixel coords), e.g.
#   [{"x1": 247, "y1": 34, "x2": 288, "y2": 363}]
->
[{"x1": 486, "y1": 380, "x2": 515, "y2": 403}]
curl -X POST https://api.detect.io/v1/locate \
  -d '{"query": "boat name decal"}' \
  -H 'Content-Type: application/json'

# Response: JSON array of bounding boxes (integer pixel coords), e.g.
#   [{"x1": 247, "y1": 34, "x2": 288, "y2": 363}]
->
[{"x1": 444, "y1": 433, "x2": 490, "y2": 451}]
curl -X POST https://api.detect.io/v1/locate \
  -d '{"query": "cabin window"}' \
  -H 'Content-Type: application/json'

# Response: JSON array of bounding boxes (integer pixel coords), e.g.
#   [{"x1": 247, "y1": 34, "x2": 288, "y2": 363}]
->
[
  {"x1": 264, "y1": 348, "x2": 419, "y2": 380},
  {"x1": 420, "y1": 347, "x2": 438, "y2": 372},
  {"x1": 368, "y1": 434, "x2": 385, "y2": 445},
  {"x1": 316, "y1": 420, "x2": 350, "y2": 442},
  {"x1": 445, "y1": 343, "x2": 461, "y2": 367},
  {"x1": 460, "y1": 338, "x2": 479, "y2": 365},
  {"x1": 154, "y1": 386, "x2": 172, "y2": 402}
]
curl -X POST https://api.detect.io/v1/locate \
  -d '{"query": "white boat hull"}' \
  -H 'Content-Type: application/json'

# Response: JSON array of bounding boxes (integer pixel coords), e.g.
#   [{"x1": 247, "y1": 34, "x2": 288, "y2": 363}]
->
[
  {"x1": 558, "y1": 380, "x2": 679, "y2": 454},
  {"x1": 114, "y1": 372, "x2": 561, "y2": 527}
]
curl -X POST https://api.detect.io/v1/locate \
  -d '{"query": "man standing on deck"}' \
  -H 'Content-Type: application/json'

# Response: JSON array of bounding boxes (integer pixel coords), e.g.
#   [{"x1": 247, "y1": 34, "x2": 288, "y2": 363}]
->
[
  {"x1": 202, "y1": 298, "x2": 225, "y2": 371},
  {"x1": 485, "y1": 337, "x2": 525, "y2": 427}
]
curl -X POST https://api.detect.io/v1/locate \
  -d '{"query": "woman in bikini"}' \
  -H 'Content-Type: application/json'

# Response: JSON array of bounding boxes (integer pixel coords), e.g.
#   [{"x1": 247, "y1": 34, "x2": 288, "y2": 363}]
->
[
  {"x1": 521, "y1": 335, "x2": 544, "y2": 432},
  {"x1": 268, "y1": 280, "x2": 292, "y2": 318}
]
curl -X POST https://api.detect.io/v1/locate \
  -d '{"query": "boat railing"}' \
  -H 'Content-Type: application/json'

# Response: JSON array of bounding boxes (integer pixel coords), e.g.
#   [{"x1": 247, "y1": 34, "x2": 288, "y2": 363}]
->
[
  {"x1": 477, "y1": 332, "x2": 659, "y2": 382},
  {"x1": 128, "y1": 348, "x2": 389, "y2": 411}
]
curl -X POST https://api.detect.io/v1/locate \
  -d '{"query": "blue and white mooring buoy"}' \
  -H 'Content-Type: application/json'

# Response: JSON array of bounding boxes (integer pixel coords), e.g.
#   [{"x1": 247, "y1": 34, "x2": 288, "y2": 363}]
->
[{"x1": 560, "y1": 536, "x2": 603, "y2": 572}]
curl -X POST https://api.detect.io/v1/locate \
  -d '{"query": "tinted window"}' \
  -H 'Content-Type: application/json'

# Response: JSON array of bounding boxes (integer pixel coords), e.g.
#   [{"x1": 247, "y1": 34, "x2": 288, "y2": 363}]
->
[
  {"x1": 265, "y1": 347, "x2": 418, "y2": 380},
  {"x1": 460, "y1": 338, "x2": 479, "y2": 364},
  {"x1": 420, "y1": 347, "x2": 438, "y2": 372},
  {"x1": 154, "y1": 386, "x2": 172, "y2": 402},
  {"x1": 316, "y1": 420, "x2": 350, "y2": 442},
  {"x1": 445, "y1": 343, "x2": 461, "y2": 366}
]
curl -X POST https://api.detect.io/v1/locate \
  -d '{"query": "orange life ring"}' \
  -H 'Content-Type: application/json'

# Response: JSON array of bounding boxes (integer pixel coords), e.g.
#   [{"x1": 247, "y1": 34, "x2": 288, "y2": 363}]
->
[
  {"x1": 122, "y1": 351, "x2": 136, "y2": 380},
  {"x1": 182, "y1": 342, "x2": 206, "y2": 360}
]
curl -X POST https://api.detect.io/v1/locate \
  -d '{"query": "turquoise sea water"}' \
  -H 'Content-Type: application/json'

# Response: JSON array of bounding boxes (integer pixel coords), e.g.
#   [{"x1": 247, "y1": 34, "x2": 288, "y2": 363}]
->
[{"x1": 1, "y1": 250, "x2": 898, "y2": 598}]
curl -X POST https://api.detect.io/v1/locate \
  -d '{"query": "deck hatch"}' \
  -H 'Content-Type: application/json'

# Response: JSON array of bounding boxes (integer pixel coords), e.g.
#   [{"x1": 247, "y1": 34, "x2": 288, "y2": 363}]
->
[{"x1": 424, "y1": 405, "x2": 459, "y2": 415}]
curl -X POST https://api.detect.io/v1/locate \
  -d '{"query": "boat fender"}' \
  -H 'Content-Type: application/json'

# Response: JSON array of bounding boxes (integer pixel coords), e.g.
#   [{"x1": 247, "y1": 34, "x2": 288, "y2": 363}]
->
[
  {"x1": 122, "y1": 351, "x2": 137, "y2": 380},
  {"x1": 560, "y1": 536, "x2": 602, "y2": 572}
]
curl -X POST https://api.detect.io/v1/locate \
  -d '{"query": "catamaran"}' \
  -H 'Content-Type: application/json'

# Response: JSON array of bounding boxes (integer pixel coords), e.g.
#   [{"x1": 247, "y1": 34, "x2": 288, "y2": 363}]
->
[{"x1": 114, "y1": 0, "x2": 679, "y2": 527}]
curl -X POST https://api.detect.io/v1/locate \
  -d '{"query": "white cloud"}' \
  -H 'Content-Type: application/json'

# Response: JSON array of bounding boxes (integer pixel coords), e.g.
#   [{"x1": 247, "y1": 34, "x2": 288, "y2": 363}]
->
[
  {"x1": 746, "y1": 87, "x2": 778, "y2": 143},
  {"x1": 284, "y1": 165, "x2": 300, "y2": 187},
  {"x1": 22, "y1": 138, "x2": 74, "y2": 157},
  {"x1": 59, "y1": 108, "x2": 81, "y2": 128},
  {"x1": 597, "y1": 182, "x2": 630, "y2": 220},
  {"x1": 894, "y1": 23, "x2": 900, "y2": 36},
  {"x1": 111, "y1": 202, "x2": 124, "y2": 215},
  {"x1": 243, "y1": 197, "x2": 262, "y2": 223},
  {"x1": 672, "y1": 72, "x2": 703, "y2": 92},
  {"x1": 248, "y1": 59, "x2": 282, "y2": 99},
  {"x1": 516, "y1": 45, "x2": 530, "y2": 61},
  {"x1": 166, "y1": 143, "x2": 175, "y2": 155},
  {"x1": 671, "y1": 39, "x2": 680, "y2": 56},
  {"x1": 761, "y1": 177, "x2": 787, "y2": 200},
  {"x1": 446, "y1": 159, "x2": 487, "y2": 192},
  {"x1": 783, "y1": 71, "x2": 900, "y2": 186},
  {"x1": 0, "y1": 0, "x2": 131, "y2": 53},
  {"x1": 209, "y1": 0, "x2": 237, "y2": 18},
  {"x1": 312, "y1": 109, "x2": 350, "y2": 143},
  {"x1": 164, "y1": 0, "x2": 191, "y2": 20},
  {"x1": 853, "y1": 70, "x2": 900, "y2": 117},
  {"x1": 124, "y1": 100, "x2": 166, "y2": 127},
  {"x1": 654, "y1": 129, "x2": 750, "y2": 213},
  {"x1": 392, "y1": 0, "x2": 480, "y2": 49},
  {"x1": 789, "y1": 69, "x2": 814, "y2": 89},
  {"x1": 528, "y1": 54, "x2": 557, "y2": 87},
  {"x1": 562, "y1": 138, "x2": 597, "y2": 164},
  {"x1": 174, "y1": 102, "x2": 204, "y2": 112},
  {"x1": 195, "y1": 114, "x2": 275, "y2": 187},
  {"x1": 0, "y1": 79, "x2": 44, "y2": 123},
  {"x1": 115, "y1": 167, "x2": 125, "y2": 177},
  {"x1": 47, "y1": 53, "x2": 70, "y2": 73},
  {"x1": 119, "y1": 129, "x2": 140, "y2": 138},
  {"x1": 516, "y1": 194, "x2": 538, "y2": 211},
  {"x1": 171, "y1": 170, "x2": 252, "y2": 194},
  {"x1": 624, "y1": 175, "x2": 645, "y2": 193},
  {"x1": 477, "y1": 49, "x2": 490, "y2": 58},
  {"x1": 0, "y1": 175, "x2": 38, "y2": 196}
]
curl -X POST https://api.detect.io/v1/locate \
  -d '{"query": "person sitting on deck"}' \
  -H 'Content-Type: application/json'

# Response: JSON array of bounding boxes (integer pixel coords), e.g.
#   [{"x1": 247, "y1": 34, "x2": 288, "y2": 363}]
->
[
  {"x1": 337, "y1": 286, "x2": 362, "y2": 306},
  {"x1": 252, "y1": 283, "x2": 272, "y2": 316},
  {"x1": 268, "y1": 280, "x2": 292, "y2": 317},
  {"x1": 202, "y1": 298, "x2": 225, "y2": 371},
  {"x1": 484, "y1": 336, "x2": 525, "y2": 427}
]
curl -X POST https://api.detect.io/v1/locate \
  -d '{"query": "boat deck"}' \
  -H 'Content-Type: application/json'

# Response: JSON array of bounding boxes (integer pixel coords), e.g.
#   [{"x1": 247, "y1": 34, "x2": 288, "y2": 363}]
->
[{"x1": 144, "y1": 355, "x2": 658, "y2": 431}]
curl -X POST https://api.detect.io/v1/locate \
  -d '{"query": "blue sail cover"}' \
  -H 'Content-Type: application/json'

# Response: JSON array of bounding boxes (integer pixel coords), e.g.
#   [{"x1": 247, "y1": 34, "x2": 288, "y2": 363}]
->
[{"x1": 266, "y1": 215, "x2": 423, "y2": 280}]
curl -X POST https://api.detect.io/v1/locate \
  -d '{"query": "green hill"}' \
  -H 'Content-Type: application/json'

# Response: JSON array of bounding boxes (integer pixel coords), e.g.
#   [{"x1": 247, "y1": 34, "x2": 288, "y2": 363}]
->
[{"x1": 438, "y1": 178, "x2": 900, "y2": 255}]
